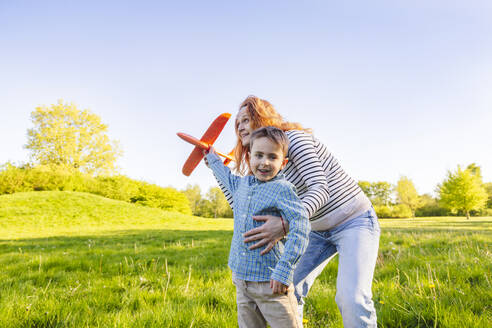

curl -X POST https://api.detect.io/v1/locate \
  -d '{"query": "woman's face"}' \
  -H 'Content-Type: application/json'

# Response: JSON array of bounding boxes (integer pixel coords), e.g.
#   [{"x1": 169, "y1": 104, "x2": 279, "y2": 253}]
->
[{"x1": 236, "y1": 106, "x2": 253, "y2": 146}]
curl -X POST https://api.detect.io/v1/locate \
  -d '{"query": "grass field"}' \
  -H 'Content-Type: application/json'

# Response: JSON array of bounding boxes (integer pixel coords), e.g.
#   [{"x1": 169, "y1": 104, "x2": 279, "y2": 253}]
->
[{"x1": 1, "y1": 191, "x2": 491, "y2": 327}]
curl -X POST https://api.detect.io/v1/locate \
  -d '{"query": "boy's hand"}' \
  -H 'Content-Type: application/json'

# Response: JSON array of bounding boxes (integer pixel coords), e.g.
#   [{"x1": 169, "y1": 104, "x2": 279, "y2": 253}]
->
[
  {"x1": 270, "y1": 279, "x2": 289, "y2": 294},
  {"x1": 202, "y1": 147, "x2": 216, "y2": 167}
]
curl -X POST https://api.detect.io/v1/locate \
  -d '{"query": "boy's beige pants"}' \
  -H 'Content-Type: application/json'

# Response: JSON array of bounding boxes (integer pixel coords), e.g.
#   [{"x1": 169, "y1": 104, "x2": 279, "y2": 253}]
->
[{"x1": 232, "y1": 276, "x2": 301, "y2": 328}]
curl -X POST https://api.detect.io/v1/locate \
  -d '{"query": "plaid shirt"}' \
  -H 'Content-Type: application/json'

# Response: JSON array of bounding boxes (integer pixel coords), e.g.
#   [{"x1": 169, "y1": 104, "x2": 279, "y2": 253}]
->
[{"x1": 206, "y1": 152, "x2": 310, "y2": 286}]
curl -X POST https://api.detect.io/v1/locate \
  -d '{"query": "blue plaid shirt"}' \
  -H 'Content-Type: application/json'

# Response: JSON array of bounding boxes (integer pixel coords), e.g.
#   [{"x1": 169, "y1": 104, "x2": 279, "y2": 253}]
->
[{"x1": 206, "y1": 152, "x2": 310, "y2": 286}]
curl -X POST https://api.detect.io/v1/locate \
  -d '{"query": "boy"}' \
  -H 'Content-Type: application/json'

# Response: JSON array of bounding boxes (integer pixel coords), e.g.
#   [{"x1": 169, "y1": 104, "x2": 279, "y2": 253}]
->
[{"x1": 204, "y1": 126, "x2": 310, "y2": 328}]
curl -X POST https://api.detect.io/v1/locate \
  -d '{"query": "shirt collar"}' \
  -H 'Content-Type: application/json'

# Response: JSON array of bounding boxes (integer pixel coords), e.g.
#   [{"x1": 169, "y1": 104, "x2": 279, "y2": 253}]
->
[{"x1": 251, "y1": 172, "x2": 285, "y2": 184}]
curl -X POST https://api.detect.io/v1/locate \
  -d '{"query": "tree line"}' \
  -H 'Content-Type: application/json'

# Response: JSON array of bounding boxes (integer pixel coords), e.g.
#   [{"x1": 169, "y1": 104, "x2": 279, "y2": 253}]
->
[
  {"x1": 181, "y1": 185, "x2": 233, "y2": 218},
  {"x1": 0, "y1": 163, "x2": 192, "y2": 215},
  {"x1": 181, "y1": 163, "x2": 492, "y2": 219},
  {"x1": 358, "y1": 163, "x2": 491, "y2": 218},
  {"x1": 2, "y1": 100, "x2": 491, "y2": 219}
]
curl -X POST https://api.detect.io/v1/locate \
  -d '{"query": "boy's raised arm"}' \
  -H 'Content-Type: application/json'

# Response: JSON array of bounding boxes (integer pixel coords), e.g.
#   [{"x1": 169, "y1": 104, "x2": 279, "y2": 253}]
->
[{"x1": 205, "y1": 150, "x2": 240, "y2": 196}]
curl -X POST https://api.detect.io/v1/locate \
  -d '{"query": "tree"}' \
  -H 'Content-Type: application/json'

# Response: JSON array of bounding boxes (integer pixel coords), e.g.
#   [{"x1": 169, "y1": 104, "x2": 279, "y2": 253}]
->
[
  {"x1": 358, "y1": 180, "x2": 393, "y2": 206},
  {"x1": 415, "y1": 194, "x2": 449, "y2": 217},
  {"x1": 396, "y1": 176, "x2": 420, "y2": 217},
  {"x1": 467, "y1": 163, "x2": 492, "y2": 210},
  {"x1": 25, "y1": 100, "x2": 121, "y2": 175},
  {"x1": 206, "y1": 187, "x2": 232, "y2": 218},
  {"x1": 484, "y1": 182, "x2": 492, "y2": 208},
  {"x1": 438, "y1": 165, "x2": 488, "y2": 219},
  {"x1": 135, "y1": 184, "x2": 192, "y2": 215},
  {"x1": 358, "y1": 181, "x2": 372, "y2": 199},
  {"x1": 182, "y1": 184, "x2": 202, "y2": 215},
  {"x1": 196, "y1": 199, "x2": 214, "y2": 218},
  {"x1": 371, "y1": 181, "x2": 393, "y2": 206},
  {"x1": 466, "y1": 163, "x2": 482, "y2": 180}
]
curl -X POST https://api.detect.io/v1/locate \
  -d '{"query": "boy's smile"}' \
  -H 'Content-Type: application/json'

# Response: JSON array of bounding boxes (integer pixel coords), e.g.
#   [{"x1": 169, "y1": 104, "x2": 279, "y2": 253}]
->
[{"x1": 249, "y1": 136, "x2": 288, "y2": 182}]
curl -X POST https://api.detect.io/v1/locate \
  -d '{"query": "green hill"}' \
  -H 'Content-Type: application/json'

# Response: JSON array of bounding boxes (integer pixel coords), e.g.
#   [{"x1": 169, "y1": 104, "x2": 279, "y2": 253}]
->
[{"x1": 0, "y1": 191, "x2": 233, "y2": 239}]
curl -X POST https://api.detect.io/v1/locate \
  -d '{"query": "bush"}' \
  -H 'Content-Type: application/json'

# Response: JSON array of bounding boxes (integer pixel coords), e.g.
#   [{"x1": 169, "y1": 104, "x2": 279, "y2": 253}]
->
[
  {"x1": 391, "y1": 204, "x2": 413, "y2": 218},
  {"x1": 415, "y1": 204, "x2": 450, "y2": 217},
  {"x1": 0, "y1": 163, "x2": 192, "y2": 215},
  {"x1": 133, "y1": 183, "x2": 192, "y2": 215},
  {"x1": 27, "y1": 164, "x2": 87, "y2": 191},
  {"x1": 415, "y1": 196, "x2": 450, "y2": 217},
  {"x1": 375, "y1": 204, "x2": 412, "y2": 218},
  {"x1": 0, "y1": 163, "x2": 31, "y2": 194},
  {"x1": 374, "y1": 205, "x2": 393, "y2": 218},
  {"x1": 0, "y1": 163, "x2": 90, "y2": 193},
  {"x1": 478, "y1": 208, "x2": 492, "y2": 216},
  {"x1": 89, "y1": 176, "x2": 140, "y2": 202}
]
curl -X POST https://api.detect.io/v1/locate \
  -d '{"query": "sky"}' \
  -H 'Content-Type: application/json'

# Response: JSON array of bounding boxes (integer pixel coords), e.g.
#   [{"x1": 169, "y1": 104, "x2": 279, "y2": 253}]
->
[{"x1": 1, "y1": 0, "x2": 491, "y2": 197}]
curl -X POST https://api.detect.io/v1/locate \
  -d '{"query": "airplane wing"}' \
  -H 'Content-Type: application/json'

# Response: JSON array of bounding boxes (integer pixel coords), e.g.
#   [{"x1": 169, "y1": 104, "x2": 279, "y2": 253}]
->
[{"x1": 181, "y1": 113, "x2": 231, "y2": 176}]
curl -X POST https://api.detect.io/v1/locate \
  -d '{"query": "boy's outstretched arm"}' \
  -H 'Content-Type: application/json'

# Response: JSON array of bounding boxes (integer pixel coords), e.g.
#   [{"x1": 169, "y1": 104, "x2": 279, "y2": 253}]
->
[
  {"x1": 203, "y1": 147, "x2": 240, "y2": 196},
  {"x1": 203, "y1": 148, "x2": 235, "y2": 211}
]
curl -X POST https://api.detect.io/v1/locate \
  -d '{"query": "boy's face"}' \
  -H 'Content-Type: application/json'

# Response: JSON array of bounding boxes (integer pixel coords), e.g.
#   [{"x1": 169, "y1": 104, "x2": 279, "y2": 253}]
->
[{"x1": 249, "y1": 136, "x2": 288, "y2": 182}]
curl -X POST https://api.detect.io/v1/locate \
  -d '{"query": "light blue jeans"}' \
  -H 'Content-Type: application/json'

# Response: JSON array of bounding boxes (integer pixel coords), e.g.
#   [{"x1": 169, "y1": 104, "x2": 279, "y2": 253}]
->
[{"x1": 293, "y1": 207, "x2": 380, "y2": 328}]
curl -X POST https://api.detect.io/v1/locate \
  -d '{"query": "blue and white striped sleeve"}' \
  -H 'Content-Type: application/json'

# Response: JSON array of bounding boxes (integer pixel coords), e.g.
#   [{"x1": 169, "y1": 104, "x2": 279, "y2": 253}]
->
[
  {"x1": 205, "y1": 152, "x2": 240, "y2": 196},
  {"x1": 287, "y1": 131, "x2": 330, "y2": 218},
  {"x1": 270, "y1": 184, "x2": 310, "y2": 286},
  {"x1": 215, "y1": 175, "x2": 234, "y2": 210}
]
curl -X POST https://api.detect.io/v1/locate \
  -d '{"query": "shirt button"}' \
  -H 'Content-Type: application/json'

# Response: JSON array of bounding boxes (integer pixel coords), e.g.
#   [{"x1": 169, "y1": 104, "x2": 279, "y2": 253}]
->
[{"x1": 242, "y1": 252, "x2": 246, "y2": 256}]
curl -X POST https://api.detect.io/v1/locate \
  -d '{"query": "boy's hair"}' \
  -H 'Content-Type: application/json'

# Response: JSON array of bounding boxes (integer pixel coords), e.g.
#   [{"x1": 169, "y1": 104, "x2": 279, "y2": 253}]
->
[{"x1": 249, "y1": 126, "x2": 289, "y2": 157}]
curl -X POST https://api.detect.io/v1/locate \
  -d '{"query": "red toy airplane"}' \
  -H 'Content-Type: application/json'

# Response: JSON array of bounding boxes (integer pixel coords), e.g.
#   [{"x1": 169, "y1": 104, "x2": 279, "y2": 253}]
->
[{"x1": 177, "y1": 113, "x2": 234, "y2": 176}]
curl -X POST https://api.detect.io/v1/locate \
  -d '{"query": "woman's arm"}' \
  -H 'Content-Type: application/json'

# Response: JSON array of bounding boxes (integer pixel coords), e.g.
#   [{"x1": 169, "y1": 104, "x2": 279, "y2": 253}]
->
[
  {"x1": 243, "y1": 215, "x2": 289, "y2": 255},
  {"x1": 286, "y1": 131, "x2": 330, "y2": 218}
]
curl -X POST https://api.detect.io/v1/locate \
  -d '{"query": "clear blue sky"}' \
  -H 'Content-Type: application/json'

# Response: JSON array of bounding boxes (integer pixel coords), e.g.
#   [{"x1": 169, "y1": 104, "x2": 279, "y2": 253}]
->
[{"x1": 1, "y1": 0, "x2": 491, "y2": 196}]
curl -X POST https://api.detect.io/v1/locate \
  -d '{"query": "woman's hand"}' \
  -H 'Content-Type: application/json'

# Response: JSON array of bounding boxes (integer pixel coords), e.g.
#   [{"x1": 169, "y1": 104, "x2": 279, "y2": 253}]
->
[{"x1": 243, "y1": 215, "x2": 289, "y2": 255}]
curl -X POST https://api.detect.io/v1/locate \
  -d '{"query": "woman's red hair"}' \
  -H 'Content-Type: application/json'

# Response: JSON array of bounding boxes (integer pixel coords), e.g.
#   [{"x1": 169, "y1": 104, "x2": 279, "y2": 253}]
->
[{"x1": 233, "y1": 95, "x2": 311, "y2": 175}]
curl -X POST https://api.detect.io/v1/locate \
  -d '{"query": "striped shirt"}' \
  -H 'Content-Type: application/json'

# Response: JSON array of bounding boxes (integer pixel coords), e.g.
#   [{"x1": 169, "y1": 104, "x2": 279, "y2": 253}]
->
[
  {"x1": 217, "y1": 130, "x2": 371, "y2": 230},
  {"x1": 206, "y1": 152, "x2": 310, "y2": 286}
]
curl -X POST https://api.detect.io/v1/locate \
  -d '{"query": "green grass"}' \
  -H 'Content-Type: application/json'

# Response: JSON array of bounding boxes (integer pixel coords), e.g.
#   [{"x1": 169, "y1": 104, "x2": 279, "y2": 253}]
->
[{"x1": 1, "y1": 191, "x2": 491, "y2": 327}]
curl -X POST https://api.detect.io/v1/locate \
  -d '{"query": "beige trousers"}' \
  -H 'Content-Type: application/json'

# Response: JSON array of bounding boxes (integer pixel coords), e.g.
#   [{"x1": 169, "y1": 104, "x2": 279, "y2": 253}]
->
[{"x1": 232, "y1": 276, "x2": 301, "y2": 328}]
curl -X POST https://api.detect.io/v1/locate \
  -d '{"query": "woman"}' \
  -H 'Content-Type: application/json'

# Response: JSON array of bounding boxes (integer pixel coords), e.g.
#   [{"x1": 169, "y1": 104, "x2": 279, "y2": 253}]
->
[{"x1": 217, "y1": 96, "x2": 380, "y2": 327}]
